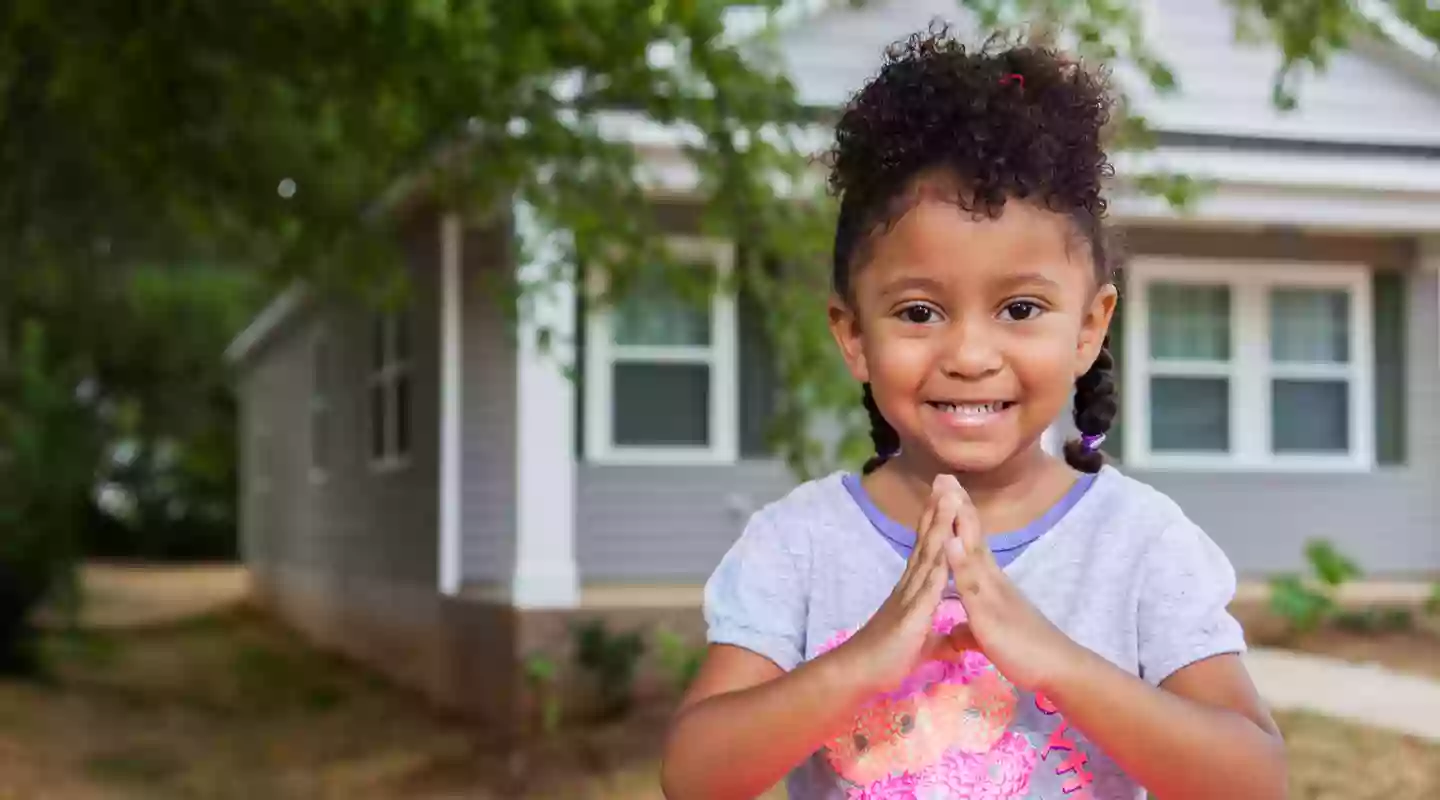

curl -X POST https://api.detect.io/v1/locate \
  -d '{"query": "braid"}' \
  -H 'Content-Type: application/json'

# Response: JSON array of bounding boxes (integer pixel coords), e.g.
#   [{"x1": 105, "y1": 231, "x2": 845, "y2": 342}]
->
[
  {"x1": 861, "y1": 383, "x2": 901, "y2": 474},
  {"x1": 1063, "y1": 336, "x2": 1118, "y2": 473}
]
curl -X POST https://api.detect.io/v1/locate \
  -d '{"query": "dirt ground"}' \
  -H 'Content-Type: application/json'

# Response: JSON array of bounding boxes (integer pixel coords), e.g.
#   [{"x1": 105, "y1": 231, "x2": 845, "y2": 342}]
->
[
  {"x1": 1236, "y1": 600, "x2": 1440, "y2": 683},
  {"x1": 52, "y1": 564, "x2": 250, "y2": 630},
  {"x1": 0, "y1": 605, "x2": 1435, "y2": 800},
  {"x1": 4, "y1": 568, "x2": 1436, "y2": 798}
]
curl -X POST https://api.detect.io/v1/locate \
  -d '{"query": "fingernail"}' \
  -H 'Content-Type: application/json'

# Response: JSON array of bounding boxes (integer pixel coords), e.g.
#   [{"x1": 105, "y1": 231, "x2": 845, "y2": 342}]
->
[{"x1": 932, "y1": 474, "x2": 960, "y2": 491}]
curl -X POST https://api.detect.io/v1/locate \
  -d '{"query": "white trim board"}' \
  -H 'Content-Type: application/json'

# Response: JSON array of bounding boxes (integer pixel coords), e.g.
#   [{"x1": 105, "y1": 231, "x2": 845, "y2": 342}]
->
[
  {"x1": 1123, "y1": 256, "x2": 1375, "y2": 473},
  {"x1": 225, "y1": 284, "x2": 308, "y2": 364},
  {"x1": 511, "y1": 199, "x2": 580, "y2": 609},
  {"x1": 438, "y1": 213, "x2": 463, "y2": 596}
]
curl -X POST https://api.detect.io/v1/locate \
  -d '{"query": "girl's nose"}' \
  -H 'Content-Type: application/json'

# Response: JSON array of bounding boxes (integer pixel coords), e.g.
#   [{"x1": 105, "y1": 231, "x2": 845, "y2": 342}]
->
[{"x1": 937, "y1": 319, "x2": 1004, "y2": 379}]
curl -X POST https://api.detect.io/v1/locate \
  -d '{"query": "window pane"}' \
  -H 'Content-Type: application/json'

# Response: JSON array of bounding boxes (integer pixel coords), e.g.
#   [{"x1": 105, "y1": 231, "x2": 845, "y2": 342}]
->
[
  {"x1": 1150, "y1": 377, "x2": 1229, "y2": 452},
  {"x1": 1273, "y1": 380, "x2": 1349, "y2": 453},
  {"x1": 1271, "y1": 288, "x2": 1349, "y2": 364},
  {"x1": 612, "y1": 270, "x2": 711, "y2": 347},
  {"x1": 1148, "y1": 283, "x2": 1231, "y2": 361},
  {"x1": 370, "y1": 384, "x2": 386, "y2": 459},
  {"x1": 394, "y1": 375, "x2": 411, "y2": 457},
  {"x1": 612, "y1": 362, "x2": 709, "y2": 446}
]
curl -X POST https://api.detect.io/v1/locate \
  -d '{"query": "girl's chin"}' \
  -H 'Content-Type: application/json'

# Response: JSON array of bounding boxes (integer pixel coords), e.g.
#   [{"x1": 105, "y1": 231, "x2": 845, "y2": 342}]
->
[{"x1": 898, "y1": 441, "x2": 1026, "y2": 475}]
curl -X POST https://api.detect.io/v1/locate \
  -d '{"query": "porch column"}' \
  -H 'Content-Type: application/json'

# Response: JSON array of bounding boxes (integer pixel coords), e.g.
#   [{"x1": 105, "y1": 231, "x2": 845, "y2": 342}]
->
[
  {"x1": 511, "y1": 199, "x2": 580, "y2": 609},
  {"x1": 438, "y1": 212, "x2": 464, "y2": 596}
]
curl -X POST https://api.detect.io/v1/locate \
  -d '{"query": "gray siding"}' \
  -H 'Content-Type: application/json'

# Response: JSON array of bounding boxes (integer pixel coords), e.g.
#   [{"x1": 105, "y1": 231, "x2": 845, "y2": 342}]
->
[
  {"x1": 576, "y1": 461, "x2": 793, "y2": 582},
  {"x1": 239, "y1": 216, "x2": 442, "y2": 591},
  {"x1": 460, "y1": 220, "x2": 519, "y2": 583}
]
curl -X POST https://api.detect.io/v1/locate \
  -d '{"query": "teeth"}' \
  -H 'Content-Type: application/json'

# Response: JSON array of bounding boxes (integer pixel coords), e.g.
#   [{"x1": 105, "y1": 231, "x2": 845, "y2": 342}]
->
[{"x1": 937, "y1": 402, "x2": 1003, "y2": 414}]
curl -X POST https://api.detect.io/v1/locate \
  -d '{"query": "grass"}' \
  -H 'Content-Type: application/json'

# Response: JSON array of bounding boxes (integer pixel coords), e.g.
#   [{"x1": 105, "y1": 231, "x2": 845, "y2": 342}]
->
[{"x1": 0, "y1": 605, "x2": 1437, "y2": 798}]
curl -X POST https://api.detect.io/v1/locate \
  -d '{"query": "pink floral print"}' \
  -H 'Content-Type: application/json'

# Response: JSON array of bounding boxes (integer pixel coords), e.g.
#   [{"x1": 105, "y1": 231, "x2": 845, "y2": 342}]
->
[{"x1": 817, "y1": 599, "x2": 1043, "y2": 799}]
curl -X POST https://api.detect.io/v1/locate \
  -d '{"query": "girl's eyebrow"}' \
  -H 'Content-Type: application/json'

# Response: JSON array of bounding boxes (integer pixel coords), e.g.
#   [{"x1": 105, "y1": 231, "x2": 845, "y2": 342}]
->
[
  {"x1": 877, "y1": 275, "x2": 946, "y2": 297},
  {"x1": 994, "y1": 271, "x2": 1063, "y2": 293}
]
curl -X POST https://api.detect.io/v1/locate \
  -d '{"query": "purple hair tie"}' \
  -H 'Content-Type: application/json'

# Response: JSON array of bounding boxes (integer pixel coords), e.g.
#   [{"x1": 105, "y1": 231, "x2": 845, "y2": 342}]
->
[{"x1": 1080, "y1": 433, "x2": 1107, "y2": 452}]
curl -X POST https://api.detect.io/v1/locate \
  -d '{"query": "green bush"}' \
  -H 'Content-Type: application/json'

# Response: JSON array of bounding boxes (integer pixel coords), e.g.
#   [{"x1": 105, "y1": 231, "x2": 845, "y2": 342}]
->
[
  {"x1": 1267, "y1": 538, "x2": 1362, "y2": 636},
  {"x1": 655, "y1": 627, "x2": 705, "y2": 695},
  {"x1": 571, "y1": 619, "x2": 646, "y2": 720},
  {"x1": 0, "y1": 324, "x2": 100, "y2": 674}
]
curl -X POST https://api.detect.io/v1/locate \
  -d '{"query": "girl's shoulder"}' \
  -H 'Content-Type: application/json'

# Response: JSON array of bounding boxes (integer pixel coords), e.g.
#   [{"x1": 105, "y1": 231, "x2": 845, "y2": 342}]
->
[
  {"x1": 716, "y1": 471, "x2": 869, "y2": 569},
  {"x1": 743, "y1": 470, "x2": 858, "y2": 533},
  {"x1": 1068, "y1": 465, "x2": 1234, "y2": 569}
]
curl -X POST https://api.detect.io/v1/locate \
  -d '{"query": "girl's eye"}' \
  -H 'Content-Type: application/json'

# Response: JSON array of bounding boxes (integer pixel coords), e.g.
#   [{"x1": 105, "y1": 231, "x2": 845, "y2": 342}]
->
[
  {"x1": 1000, "y1": 301, "x2": 1042, "y2": 322},
  {"x1": 898, "y1": 305, "x2": 938, "y2": 324}
]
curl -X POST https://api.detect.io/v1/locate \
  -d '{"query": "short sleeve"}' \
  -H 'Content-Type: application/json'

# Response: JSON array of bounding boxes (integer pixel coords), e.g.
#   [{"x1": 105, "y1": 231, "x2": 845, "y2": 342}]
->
[
  {"x1": 703, "y1": 509, "x2": 809, "y2": 672},
  {"x1": 1136, "y1": 519, "x2": 1248, "y2": 686}
]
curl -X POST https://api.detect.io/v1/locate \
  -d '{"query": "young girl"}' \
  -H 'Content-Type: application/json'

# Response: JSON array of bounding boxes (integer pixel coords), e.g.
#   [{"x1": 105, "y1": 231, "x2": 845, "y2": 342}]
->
[{"x1": 660, "y1": 28, "x2": 1286, "y2": 800}]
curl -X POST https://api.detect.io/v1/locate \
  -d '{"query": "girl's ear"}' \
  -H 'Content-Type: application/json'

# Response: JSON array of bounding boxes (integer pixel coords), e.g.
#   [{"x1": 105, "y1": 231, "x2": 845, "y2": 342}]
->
[
  {"x1": 828, "y1": 295, "x2": 870, "y2": 383},
  {"x1": 1076, "y1": 283, "x2": 1118, "y2": 378}
]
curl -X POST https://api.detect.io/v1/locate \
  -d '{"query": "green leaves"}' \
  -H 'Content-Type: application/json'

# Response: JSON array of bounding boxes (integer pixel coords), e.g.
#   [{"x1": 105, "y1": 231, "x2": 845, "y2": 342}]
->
[
  {"x1": 1267, "y1": 538, "x2": 1365, "y2": 637},
  {"x1": 1305, "y1": 538, "x2": 1362, "y2": 589},
  {"x1": 1268, "y1": 574, "x2": 1335, "y2": 635}
]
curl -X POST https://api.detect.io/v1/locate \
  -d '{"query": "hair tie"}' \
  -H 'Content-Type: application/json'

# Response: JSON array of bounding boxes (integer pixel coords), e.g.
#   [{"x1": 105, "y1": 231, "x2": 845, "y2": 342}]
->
[
  {"x1": 1080, "y1": 433, "x2": 1107, "y2": 452},
  {"x1": 1000, "y1": 73, "x2": 1025, "y2": 89}
]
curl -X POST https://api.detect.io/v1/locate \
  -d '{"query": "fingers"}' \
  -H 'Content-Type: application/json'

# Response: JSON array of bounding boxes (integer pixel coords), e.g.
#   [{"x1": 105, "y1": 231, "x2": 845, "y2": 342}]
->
[
  {"x1": 930, "y1": 477, "x2": 999, "y2": 603},
  {"x1": 914, "y1": 489, "x2": 960, "y2": 569},
  {"x1": 903, "y1": 562, "x2": 947, "y2": 608},
  {"x1": 933, "y1": 475, "x2": 984, "y2": 558}
]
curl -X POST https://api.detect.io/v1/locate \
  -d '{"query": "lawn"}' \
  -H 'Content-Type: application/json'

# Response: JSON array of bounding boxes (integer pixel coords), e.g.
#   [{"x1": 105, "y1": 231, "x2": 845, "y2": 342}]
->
[{"x1": 0, "y1": 605, "x2": 1436, "y2": 799}]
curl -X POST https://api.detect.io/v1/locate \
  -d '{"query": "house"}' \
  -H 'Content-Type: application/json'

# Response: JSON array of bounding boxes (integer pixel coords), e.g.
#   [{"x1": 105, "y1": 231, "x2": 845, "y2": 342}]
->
[{"x1": 224, "y1": 0, "x2": 1440, "y2": 727}]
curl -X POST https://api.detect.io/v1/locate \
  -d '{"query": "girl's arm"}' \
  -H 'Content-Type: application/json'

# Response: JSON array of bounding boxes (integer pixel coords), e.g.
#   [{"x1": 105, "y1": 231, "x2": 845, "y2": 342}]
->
[
  {"x1": 1040, "y1": 649, "x2": 1285, "y2": 800},
  {"x1": 659, "y1": 644, "x2": 872, "y2": 800}
]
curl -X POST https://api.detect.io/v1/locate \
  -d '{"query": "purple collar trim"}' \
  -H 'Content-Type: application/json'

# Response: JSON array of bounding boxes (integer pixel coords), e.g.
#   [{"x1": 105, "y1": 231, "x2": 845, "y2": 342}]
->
[{"x1": 841, "y1": 472, "x2": 1096, "y2": 567}]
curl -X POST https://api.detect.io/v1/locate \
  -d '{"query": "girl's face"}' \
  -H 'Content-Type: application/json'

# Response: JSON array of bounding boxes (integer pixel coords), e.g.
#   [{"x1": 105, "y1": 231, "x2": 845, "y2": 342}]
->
[{"x1": 829, "y1": 188, "x2": 1116, "y2": 476}]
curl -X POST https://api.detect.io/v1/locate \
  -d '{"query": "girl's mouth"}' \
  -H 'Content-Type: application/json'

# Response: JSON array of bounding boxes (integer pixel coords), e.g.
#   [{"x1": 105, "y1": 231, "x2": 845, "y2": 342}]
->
[{"x1": 925, "y1": 401, "x2": 1017, "y2": 428}]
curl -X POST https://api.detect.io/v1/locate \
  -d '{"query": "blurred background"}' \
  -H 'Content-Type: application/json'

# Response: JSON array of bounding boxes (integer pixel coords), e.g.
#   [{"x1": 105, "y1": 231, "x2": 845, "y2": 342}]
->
[{"x1": 2, "y1": 1, "x2": 1438, "y2": 798}]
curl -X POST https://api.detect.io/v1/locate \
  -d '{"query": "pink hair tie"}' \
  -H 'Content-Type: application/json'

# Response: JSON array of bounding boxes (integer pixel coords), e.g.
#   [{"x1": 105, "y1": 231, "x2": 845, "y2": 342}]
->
[{"x1": 1000, "y1": 73, "x2": 1025, "y2": 89}]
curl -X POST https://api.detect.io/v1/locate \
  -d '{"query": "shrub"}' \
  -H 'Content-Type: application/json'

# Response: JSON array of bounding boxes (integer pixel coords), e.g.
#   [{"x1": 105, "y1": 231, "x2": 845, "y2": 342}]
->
[{"x1": 570, "y1": 619, "x2": 646, "y2": 720}]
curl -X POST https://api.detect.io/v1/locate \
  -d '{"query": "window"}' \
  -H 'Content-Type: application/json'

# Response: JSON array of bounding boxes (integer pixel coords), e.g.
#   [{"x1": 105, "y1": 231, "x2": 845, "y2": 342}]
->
[
  {"x1": 584, "y1": 237, "x2": 737, "y2": 464},
  {"x1": 309, "y1": 332, "x2": 331, "y2": 482},
  {"x1": 1124, "y1": 258, "x2": 1374, "y2": 470},
  {"x1": 369, "y1": 308, "x2": 412, "y2": 470}
]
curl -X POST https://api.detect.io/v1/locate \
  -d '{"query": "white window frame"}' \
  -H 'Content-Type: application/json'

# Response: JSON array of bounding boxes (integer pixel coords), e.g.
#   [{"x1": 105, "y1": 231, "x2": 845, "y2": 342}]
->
[
  {"x1": 308, "y1": 329, "x2": 331, "y2": 484},
  {"x1": 1124, "y1": 257, "x2": 1374, "y2": 472},
  {"x1": 584, "y1": 236, "x2": 738, "y2": 465},
  {"x1": 368, "y1": 309, "x2": 413, "y2": 473}
]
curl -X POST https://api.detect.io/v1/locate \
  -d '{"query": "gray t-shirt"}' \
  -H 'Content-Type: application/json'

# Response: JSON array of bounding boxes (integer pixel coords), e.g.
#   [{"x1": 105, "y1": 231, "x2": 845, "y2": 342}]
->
[{"x1": 704, "y1": 466, "x2": 1247, "y2": 800}]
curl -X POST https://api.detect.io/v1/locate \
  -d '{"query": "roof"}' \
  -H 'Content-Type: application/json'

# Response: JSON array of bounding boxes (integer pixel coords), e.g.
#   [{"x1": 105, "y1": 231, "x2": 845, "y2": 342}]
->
[
  {"x1": 770, "y1": 0, "x2": 1440, "y2": 146},
  {"x1": 223, "y1": 284, "x2": 308, "y2": 365}
]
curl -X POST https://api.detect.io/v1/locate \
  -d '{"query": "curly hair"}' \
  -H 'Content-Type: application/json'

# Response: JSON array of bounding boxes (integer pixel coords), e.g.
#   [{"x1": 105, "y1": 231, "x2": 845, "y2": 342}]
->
[{"x1": 829, "y1": 25, "x2": 1120, "y2": 475}]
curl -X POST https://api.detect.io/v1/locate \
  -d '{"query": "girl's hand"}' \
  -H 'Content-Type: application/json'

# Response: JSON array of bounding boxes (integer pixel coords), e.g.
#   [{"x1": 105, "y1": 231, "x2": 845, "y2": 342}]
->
[
  {"x1": 834, "y1": 487, "x2": 967, "y2": 695},
  {"x1": 934, "y1": 474, "x2": 1081, "y2": 694}
]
